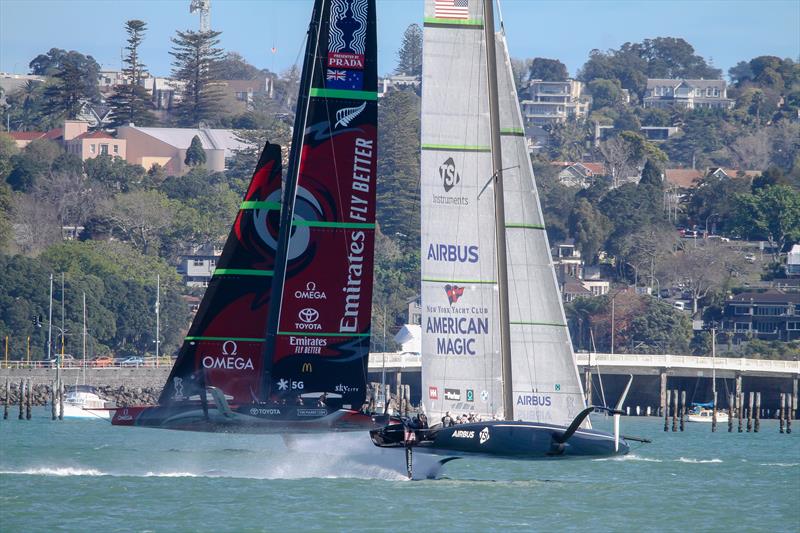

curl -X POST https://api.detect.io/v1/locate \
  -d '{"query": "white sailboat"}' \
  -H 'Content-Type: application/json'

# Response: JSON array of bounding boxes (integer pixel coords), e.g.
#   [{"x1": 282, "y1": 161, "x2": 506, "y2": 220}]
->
[
  {"x1": 62, "y1": 292, "x2": 112, "y2": 420},
  {"x1": 371, "y1": 0, "x2": 643, "y2": 473}
]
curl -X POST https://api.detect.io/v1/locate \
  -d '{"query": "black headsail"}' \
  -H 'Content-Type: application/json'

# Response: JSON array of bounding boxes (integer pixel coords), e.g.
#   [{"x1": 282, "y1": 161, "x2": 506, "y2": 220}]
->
[
  {"x1": 159, "y1": 143, "x2": 283, "y2": 406},
  {"x1": 263, "y1": 0, "x2": 378, "y2": 410}
]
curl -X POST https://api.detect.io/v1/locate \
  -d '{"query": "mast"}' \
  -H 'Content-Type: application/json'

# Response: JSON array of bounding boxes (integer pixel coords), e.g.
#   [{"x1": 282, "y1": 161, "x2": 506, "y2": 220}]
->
[
  {"x1": 483, "y1": 0, "x2": 514, "y2": 421},
  {"x1": 262, "y1": 0, "x2": 325, "y2": 398},
  {"x1": 82, "y1": 292, "x2": 86, "y2": 385},
  {"x1": 47, "y1": 273, "x2": 53, "y2": 363},
  {"x1": 155, "y1": 274, "x2": 160, "y2": 367}
]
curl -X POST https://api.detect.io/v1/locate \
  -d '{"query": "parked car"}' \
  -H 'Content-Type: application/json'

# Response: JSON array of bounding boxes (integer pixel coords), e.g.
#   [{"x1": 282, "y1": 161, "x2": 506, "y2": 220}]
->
[
  {"x1": 121, "y1": 356, "x2": 145, "y2": 367},
  {"x1": 92, "y1": 356, "x2": 114, "y2": 367}
]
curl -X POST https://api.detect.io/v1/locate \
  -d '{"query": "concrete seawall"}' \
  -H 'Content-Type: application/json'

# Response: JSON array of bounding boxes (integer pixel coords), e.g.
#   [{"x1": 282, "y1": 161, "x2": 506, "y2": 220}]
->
[{"x1": 0, "y1": 367, "x2": 171, "y2": 389}]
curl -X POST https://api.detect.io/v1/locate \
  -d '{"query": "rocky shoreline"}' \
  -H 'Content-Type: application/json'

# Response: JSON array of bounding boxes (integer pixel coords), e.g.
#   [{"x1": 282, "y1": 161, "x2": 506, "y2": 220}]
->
[{"x1": 3, "y1": 383, "x2": 160, "y2": 407}]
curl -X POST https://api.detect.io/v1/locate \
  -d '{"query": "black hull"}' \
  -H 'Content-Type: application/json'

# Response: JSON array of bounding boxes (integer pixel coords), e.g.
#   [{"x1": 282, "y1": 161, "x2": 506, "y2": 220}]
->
[
  {"x1": 370, "y1": 420, "x2": 629, "y2": 459},
  {"x1": 112, "y1": 403, "x2": 392, "y2": 434}
]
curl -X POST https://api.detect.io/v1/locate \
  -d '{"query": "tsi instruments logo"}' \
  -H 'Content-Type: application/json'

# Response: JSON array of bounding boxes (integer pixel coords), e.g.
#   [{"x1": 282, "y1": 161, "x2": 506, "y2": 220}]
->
[
  {"x1": 294, "y1": 282, "x2": 327, "y2": 300},
  {"x1": 296, "y1": 308, "x2": 321, "y2": 330},
  {"x1": 433, "y1": 157, "x2": 469, "y2": 207},
  {"x1": 202, "y1": 340, "x2": 254, "y2": 371},
  {"x1": 479, "y1": 427, "x2": 490, "y2": 444}
]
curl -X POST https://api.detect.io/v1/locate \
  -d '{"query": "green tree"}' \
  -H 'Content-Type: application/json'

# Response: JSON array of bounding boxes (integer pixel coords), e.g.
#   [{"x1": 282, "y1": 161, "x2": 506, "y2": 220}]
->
[
  {"x1": 376, "y1": 90, "x2": 420, "y2": 246},
  {"x1": 730, "y1": 185, "x2": 800, "y2": 258},
  {"x1": 528, "y1": 58, "x2": 568, "y2": 81},
  {"x1": 107, "y1": 20, "x2": 157, "y2": 128},
  {"x1": 215, "y1": 51, "x2": 263, "y2": 80},
  {"x1": 568, "y1": 198, "x2": 611, "y2": 262},
  {"x1": 84, "y1": 154, "x2": 147, "y2": 192},
  {"x1": 395, "y1": 24, "x2": 422, "y2": 76},
  {"x1": 170, "y1": 30, "x2": 225, "y2": 126},
  {"x1": 628, "y1": 299, "x2": 692, "y2": 353},
  {"x1": 0, "y1": 181, "x2": 11, "y2": 251},
  {"x1": 184, "y1": 135, "x2": 207, "y2": 167},
  {"x1": 587, "y1": 78, "x2": 623, "y2": 110},
  {"x1": 37, "y1": 50, "x2": 101, "y2": 119},
  {"x1": 0, "y1": 133, "x2": 18, "y2": 180},
  {"x1": 6, "y1": 138, "x2": 62, "y2": 191}
]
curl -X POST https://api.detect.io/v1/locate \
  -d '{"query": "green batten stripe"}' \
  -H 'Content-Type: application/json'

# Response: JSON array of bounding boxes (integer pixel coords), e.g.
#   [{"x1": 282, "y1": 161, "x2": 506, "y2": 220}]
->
[
  {"x1": 506, "y1": 223, "x2": 545, "y2": 230},
  {"x1": 240, "y1": 200, "x2": 280, "y2": 210},
  {"x1": 510, "y1": 321, "x2": 567, "y2": 327},
  {"x1": 278, "y1": 331, "x2": 371, "y2": 338},
  {"x1": 423, "y1": 17, "x2": 483, "y2": 27},
  {"x1": 309, "y1": 88, "x2": 377, "y2": 100},
  {"x1": 422, "y1": 278, "x2": 496, "y2": 285},
  {"x1": 292, "y1": 220, "x2": 375, "y2": 229},
  {"x1": 421, "y1": 144, "x2": 491, "y2": 152},
  {"x1": 213, "y1": 268, "x2": 274, "y2": 277},
  {"x1": 185, "y1": 336, "x2": 265, "y2": 342},
  {"x1": 500, "y1": 128, "x2": 525, "y2": 136}
]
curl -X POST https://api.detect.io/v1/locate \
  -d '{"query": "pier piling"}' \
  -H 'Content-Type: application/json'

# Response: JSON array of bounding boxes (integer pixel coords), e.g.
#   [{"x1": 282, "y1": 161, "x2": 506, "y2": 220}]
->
[
  {"x1": 754, "y1": 392, "x2": 761, "y2": 433},
  {"x1": 779, "y1": 393, "x2": 785, "y2": 434},
  {"x1": 58, "y1": 382, "x2": 64, "y2": 421},
  {"x1": 728, "y1": 393, "x2": 733, "y2": 432},
  {"x1": 738, "y1": 393, "x2": 744, "y2": 433},
  {"x1": 786, "y1": 393, "x2": 792, "y2": 434},
  {"x1": 712, "y1": 390, "x2": 718, "y2": 432},
  {"x1": 25, "y1": 379, "x2": 31, "y2": 420},
  {"x1": 18, "y1": 379, "x2": 24, "y2": 420},
  {"x1": 664, "y1": 389, "x2": 670, "y2": 431},
  {"x1": 3, "y1": 379, "x2": 8, "y2": 420},
  {"x1": 672, "y1": 389, "x2": 678, "y2": 432},
  {"x1": 680, "y1": 390, "x2": 686, "y2": 431},
  {"x1": 50, "y1": 381, "x2": 56, "y2": 420},
  {"x1": 747, "y1": 392, "x2": 753, "y2": 432}
]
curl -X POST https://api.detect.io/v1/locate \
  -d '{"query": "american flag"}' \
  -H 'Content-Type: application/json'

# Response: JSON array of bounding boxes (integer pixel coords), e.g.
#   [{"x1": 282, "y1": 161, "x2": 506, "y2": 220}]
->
[
  {"x1": 435, "y1": 0, "x2": 469, "y2": 19},
  {"x1": 327, "y1": 69, "x2": 347, "y2": 81}
]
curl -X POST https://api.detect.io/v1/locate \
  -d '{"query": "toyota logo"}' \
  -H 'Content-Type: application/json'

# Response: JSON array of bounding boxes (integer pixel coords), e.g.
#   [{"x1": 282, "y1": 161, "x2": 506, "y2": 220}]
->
[{"x1": 298, "y1": 308, "x2": 319, "y2": 323}]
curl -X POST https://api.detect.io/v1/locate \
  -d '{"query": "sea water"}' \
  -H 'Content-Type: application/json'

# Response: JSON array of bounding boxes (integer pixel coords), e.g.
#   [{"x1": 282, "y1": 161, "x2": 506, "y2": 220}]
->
[{"x1": 1, "y1": 410, "x2": 798, "y2": 532}]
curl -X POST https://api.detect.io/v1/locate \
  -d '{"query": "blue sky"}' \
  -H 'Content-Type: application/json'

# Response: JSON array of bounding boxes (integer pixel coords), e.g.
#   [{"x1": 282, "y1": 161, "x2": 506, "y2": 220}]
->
[{"x1": 1, "y1": 0, "x2": 798, "y2": 78}]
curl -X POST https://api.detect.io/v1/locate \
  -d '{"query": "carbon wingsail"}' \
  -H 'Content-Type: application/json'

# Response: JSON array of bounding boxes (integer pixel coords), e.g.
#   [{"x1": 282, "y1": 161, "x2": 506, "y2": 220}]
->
[
  {"x1": 159, "y1": 143, "x2": 283, "y2": 406},
  {"x1": 264, "y1": 0, "x2": 378, "y2": 410}
]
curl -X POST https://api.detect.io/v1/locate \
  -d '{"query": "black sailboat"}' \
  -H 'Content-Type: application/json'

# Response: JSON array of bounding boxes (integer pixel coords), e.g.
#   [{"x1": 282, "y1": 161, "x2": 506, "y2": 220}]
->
[
  {"x1": 370, "y1": 0, "x2": 647, "y2": 473},
  {"x1": 112, "y1": 0, "x2": 386, "y2": 433}
]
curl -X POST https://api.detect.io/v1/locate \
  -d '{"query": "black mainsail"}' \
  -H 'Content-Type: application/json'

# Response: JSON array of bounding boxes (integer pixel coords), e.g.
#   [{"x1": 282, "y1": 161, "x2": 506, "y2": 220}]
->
[{"x1": 112, "y1": 0, "x2": 381, "y2": 433}]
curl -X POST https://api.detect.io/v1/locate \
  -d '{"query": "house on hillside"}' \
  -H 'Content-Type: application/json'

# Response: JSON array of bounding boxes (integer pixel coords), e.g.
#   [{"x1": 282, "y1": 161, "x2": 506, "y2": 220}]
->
[
  {"x1": 177, "y1": 243, "x2": 222, "y2": 287},
  {"x1": 519, "y1": 79, "x2": 589, "y2": 129},
  {"x1": 552, "y1": 161, "x2": 606, "y2": 188},
  {"x1": 722, "y1": 290, "x2": 800, "y2": 342},
  {"x1": 219, "y1": 76, "x2": 275, "y2": 112},
  {"x1": 117, "y1": 125, "x2": 248, "y2": 175},
  {"x1": 65, "y1": 130, "x2": 126, "y2": 160},
  {"x1": 643, "y1": 78, "x2": 734, "y2": 110},
  {"x1": 552, "y1": 240, "x2": 610, "y2": 302},
  {"x1": 786, "y1": 244, "x2": 800, "y2": 278}
]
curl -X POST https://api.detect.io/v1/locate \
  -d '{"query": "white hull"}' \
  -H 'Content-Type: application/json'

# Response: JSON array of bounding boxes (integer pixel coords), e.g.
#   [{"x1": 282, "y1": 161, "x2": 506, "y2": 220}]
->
[
  {"x1": 61, "y1": 403, "x2": 110, "y2": 420},
  {"x1": 687, "y1": 411, "x2": 729, "y2": 423}
]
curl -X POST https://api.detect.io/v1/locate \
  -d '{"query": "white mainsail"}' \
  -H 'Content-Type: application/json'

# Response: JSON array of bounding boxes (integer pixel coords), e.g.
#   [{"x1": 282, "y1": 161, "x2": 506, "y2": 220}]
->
[
  {"x1": 495, "y1": 32, "x2": 586, "y2": 427},
  {"x1": 420, "y1": 0, "x2": 586, "y2": 428}
]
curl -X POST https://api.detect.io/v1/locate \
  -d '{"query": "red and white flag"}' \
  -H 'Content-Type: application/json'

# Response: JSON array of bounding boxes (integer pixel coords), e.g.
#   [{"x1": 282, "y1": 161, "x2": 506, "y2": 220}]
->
[{"x1": 434, "y1": 0, "x2": 469, "y2": 19}]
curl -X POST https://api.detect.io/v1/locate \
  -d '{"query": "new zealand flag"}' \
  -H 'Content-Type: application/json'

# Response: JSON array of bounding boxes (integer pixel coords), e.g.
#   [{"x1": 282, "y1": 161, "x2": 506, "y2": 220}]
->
[{"x1": 326, "y1": 68, "x2": 364, "y2": 90}]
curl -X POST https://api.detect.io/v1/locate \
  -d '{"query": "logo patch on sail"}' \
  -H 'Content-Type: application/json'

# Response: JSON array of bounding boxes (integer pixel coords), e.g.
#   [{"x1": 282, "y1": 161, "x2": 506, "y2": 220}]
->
[
  {"x1": 328, "y1": 0, "x2": 368, "y2": 69},
  {"x1": 444, "y1": 284, "x2": 464, "y2": 305},
  {"x1": 335, "y1": 101, "x2": 367, "y2": 128}
]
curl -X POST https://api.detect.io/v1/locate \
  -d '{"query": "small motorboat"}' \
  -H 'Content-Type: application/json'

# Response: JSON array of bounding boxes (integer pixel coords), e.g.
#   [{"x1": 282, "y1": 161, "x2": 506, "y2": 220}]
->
[{"x1": 62, "y1": 385, "x2": 113, "y2": 420}]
